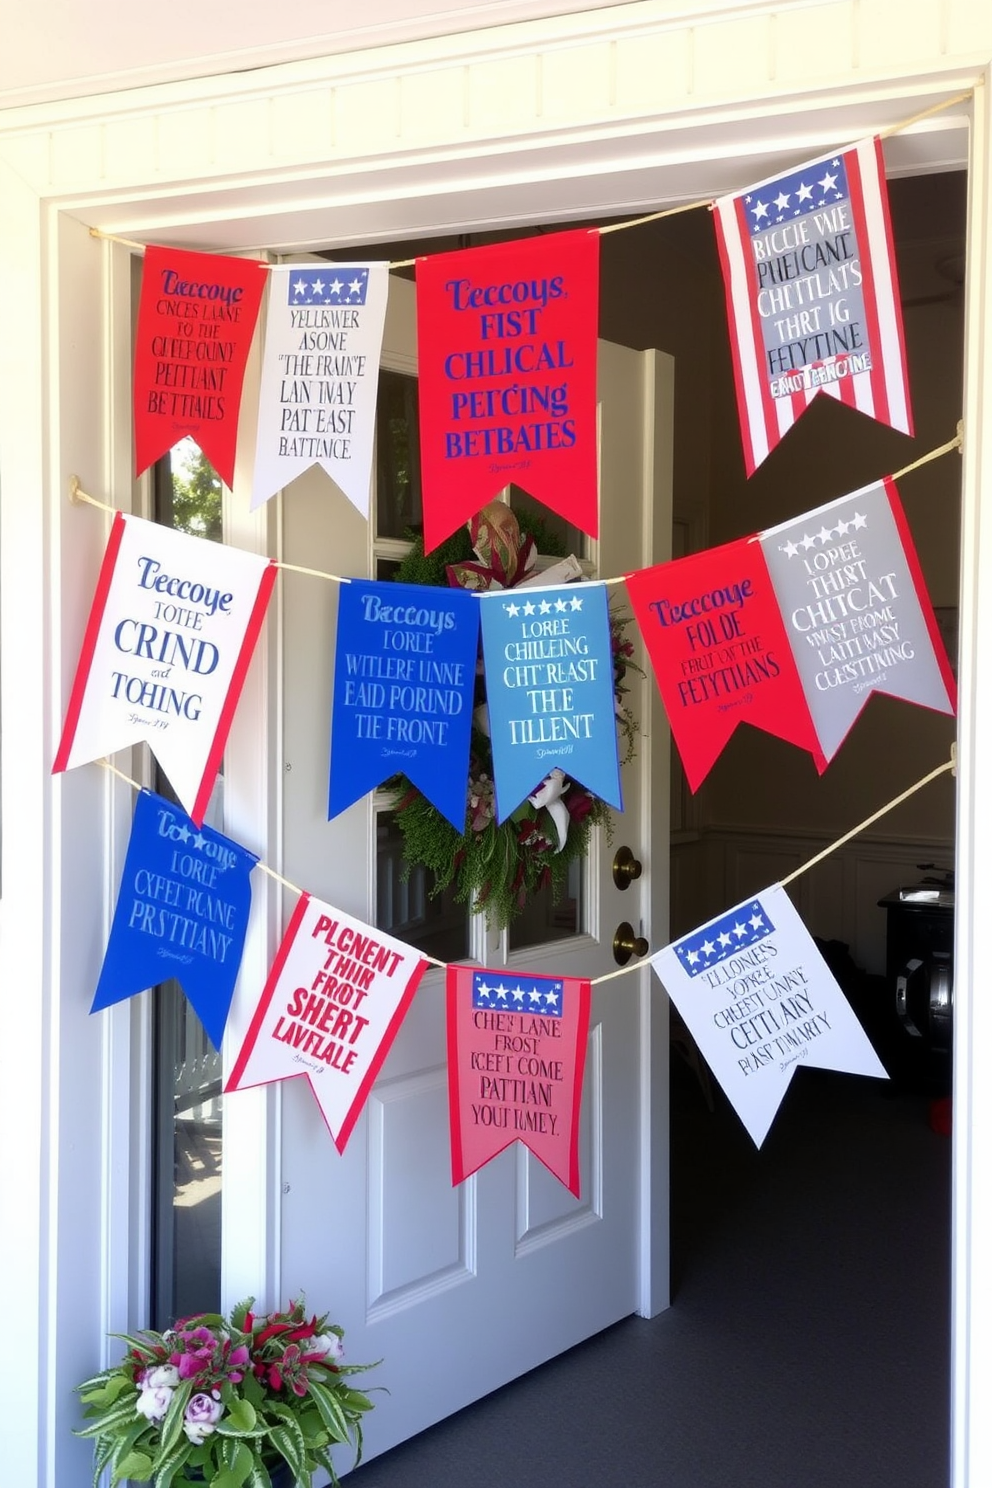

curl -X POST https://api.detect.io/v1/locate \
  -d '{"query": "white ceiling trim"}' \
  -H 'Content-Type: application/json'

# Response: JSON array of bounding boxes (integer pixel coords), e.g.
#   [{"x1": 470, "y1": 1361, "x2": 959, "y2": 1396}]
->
[{"x1": 0, "y1": 0, "x2": 844, "y2": 116}]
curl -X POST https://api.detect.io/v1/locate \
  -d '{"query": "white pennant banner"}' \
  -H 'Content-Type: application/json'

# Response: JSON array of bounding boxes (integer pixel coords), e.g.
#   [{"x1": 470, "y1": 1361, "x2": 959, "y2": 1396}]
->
[
  {"x1": 251, "y1": 262, "x2": 390, "y2": 514},
  {"x1": 54, "y1": 512, "x2": 276, "y2": 824},
  {"x1": 226, "y1": 892, "x2": 428, "y2": 1152},
  {"x1": 651, "y1": 883, "x2": 887, "y2": 1146}
]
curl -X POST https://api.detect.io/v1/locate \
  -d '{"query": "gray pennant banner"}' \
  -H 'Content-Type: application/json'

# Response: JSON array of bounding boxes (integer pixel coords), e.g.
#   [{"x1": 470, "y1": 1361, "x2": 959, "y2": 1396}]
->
[{"x1": 760, "y1": 478, "x2": 955, "y2": 761}]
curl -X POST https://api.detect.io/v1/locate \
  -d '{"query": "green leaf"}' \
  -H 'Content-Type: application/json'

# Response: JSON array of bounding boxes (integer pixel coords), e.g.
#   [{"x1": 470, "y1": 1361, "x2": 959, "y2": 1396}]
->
[
  {"x1": 159, "y1": 1379, "x2": 194, "y2": 1455},
  {"x1": 151, "y1": 1435, "x2": 194, "y2": 1488},
  {"x1": 306, "y1": 1381, "x2": 351, "y2": 1445},
  {"x1": 230, "y1": 1298, "x2": 256, "y2": 1332},
  {"x1": 115, "y1": 1449, "x2": 154, "y2": 1482},
  {"x1": 210, "y1": 1472, "x2": 242, "y2": 1488},
  {"x1": 224, "y1": 1396, "x2": 257, "y2": 1433},
  {"x1": 268, "y1": 1419, "x2": 308, "y2": 1486},
  {"x1": 75, "y1": 1394, "x2": 144, "y2": 1437},
  {"x1": 226, "y1": 1440, "x2": 256, "y2": 1487}
]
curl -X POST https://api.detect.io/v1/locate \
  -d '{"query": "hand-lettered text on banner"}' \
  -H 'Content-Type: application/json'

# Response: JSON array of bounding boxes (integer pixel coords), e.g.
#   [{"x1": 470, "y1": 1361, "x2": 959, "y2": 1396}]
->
[
  {"x1": 651, "y1": 883, "x2": 887, "y2": 1147},
  {"x1": 479, "y1": 582, "x2": 622, "y2": 822},
  {"x1": 713, "y1": 138, "x2": 912, "y2": 474},
  {"x1": 92, "y1": 790, "x2": 258, "y2": 1050},
  {"x1": 53, "y1": 512, "x2": 277, "y2": 825},
  {"x1": 447, "y1": 965, "x2": 591, "y2": 1196},
  {"x1": 625, "y1": 539, "x2": 825, "y2": 791},
  {"x1": 416, "y1": 229, "x2": 600, "y2": 553},
  {"x1": 133, "y1": 246, "x2": 268, "y2": 489},
  {"x1": 328, "y1": 579, "x2": 479, "y2": 830},
  {"x1": 226, "y1": 894, "x2": 428, "y2": 1153},
  {"x1": 251, "y1": 263, "x2": 389, "y2": 515}
]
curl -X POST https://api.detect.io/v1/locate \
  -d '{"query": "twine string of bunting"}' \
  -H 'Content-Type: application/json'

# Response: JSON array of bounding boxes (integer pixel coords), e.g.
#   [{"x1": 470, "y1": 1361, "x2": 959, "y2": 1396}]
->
[
  {"x1": 86, "y1": 85, "x2": 974, "y2": 262},
  {"x1": 66, "y1": 424, "x2": 963, "y2": 596},
  {"x1": 95, "y1": 747, "x2": 955, "y2": 988}
]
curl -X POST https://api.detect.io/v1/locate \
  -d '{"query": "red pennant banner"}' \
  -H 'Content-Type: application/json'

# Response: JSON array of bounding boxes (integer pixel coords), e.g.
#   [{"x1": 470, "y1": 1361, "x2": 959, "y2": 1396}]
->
[
  {"x1": 417, "y1": 229, "x2": 600, "y2": 553},
  {"x1": 226, "y1": 893, "x2": 428, "y2": 1153},
  {"x1": 625, "y1": 537, "x2": 826, "y2": 791},
  {"x1": 447, "y1": 964, "x2": 590, "y2": 1196},
  {"x1": 134, "y1": 246, "x2": 268, "y2": 489}
]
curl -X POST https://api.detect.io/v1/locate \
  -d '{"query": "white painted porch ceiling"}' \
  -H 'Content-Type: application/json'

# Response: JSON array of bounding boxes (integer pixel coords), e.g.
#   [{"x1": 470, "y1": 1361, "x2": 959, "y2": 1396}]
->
[{"x1": 0, "y1": 0, "x2": 636, "y2": 109}]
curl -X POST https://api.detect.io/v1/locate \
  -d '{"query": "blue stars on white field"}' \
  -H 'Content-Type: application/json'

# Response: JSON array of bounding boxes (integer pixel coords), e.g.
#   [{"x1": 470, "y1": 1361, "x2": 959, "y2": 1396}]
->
[
  {"x1": 503, "y1": 594, "x2": 584, "y2": 618},
  {"x1": 673, "y1": 900, "x2": 776, "y2": 978},
  {"x1": 472, "y1": 971, "x2": 564, "y2": 1017},
  {"x1": 287, "y1": 267, "x2": 369, "y2": 306},
  {"x1": 744, "y1": 156, "x2": 848, "y2": 235}
]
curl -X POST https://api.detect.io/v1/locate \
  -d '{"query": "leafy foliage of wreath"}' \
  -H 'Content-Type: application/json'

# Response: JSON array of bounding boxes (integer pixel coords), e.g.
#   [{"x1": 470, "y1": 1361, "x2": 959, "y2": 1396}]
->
[{"x1": 388, "y1": 504, "x2": 639, "y2": 931}]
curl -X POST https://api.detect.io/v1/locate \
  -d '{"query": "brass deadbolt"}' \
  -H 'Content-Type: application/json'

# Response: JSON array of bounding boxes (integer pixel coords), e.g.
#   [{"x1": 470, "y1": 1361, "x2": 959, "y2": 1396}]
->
[
  {"x1": 613, "y1": 921, "x2": 649, "y2": 965},
  {"x1": 612, "y1": 845, "x2": 643, "y2": 890}
]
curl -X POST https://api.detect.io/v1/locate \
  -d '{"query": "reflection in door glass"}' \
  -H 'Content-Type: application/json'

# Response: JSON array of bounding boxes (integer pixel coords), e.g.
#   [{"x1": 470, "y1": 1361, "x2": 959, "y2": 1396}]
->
[
  {"x1": 508, "y1": 856, "x2": 583, "y2": 952},
  {"x1": 376, "y1": 371, "x2": 423, "y2": 538},
  {"x1": 150, "y1": 438, "x2": 224, "y2": 1329},
  {"x1": 376, "y1": 810, "x2": 469, "y2": 964},
  {"x1": 153, "y1": 979, "x2": 223, "y2": 1324}
]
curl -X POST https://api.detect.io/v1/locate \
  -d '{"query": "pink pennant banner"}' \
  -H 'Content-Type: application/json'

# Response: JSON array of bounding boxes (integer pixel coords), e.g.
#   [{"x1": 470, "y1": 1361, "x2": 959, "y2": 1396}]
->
[
  {"x1": 226, "y1": 894, "x2": 428, "y2": 1153},
  {"x1": 447, "y1": 963, "x2": 590, "y2": 1196}
]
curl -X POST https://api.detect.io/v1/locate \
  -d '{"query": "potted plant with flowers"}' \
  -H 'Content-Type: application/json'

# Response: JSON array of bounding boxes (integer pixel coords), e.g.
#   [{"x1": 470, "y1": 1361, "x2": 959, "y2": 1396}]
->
[{"x1": 75, "y1": 1298, "x2": 377, "y2": 1487}]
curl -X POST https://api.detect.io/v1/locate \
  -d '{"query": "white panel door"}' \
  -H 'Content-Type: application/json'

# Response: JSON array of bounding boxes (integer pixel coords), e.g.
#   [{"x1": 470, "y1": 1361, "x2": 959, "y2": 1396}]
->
[{"x1": 276, "y1": 274, "x2": 672, "y2": 1466}]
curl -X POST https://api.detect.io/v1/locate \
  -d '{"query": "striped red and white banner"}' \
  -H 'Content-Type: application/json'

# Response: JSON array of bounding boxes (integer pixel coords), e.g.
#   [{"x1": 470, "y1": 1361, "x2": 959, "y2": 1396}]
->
[{"x1": 713, "y1": 137, "x2": 912, "y2": 475}]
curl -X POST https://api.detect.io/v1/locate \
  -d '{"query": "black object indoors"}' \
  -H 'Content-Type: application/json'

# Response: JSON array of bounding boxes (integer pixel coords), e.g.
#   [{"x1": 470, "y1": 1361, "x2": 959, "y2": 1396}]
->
[{"x1": 878, "y1": 868, "x2": 953, "y2": 1093}]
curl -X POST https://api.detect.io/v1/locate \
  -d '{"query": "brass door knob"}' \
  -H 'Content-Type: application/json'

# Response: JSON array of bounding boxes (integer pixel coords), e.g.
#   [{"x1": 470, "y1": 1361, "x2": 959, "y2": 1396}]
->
[
  {"x1": 613, "y1": 921, "x2": 649, "y2": 965},
  {"x1": 612, "y1": 845, "x2": 643, "y2": 890}
]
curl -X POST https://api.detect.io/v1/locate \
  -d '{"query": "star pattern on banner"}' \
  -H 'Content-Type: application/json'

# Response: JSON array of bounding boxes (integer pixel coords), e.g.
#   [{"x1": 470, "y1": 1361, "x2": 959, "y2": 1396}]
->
[
  {"x1": 673, "y1": 900, "x2": 776, "y2": 978},
  {"x1": 745, "y1": 157, "x2": 847, "y2": 232},
  {"x1": 472, "y1": 971, "x2": 564, "y2": 1017},
  {"x1": 503, "y1": 595, "x2": 584, "y2": 618},
  {"x1": 288, "y1": 267, "x2": 369, "y2": 306},
  {"x1": 779, "y1": 510, "x2": 868, "y2": 558}
]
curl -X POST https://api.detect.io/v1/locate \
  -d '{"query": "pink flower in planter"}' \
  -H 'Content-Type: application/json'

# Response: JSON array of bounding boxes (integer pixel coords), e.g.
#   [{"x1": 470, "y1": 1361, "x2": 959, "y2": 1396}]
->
[{"x1": 183, "y1": 1391, "x2": 224, "y2": 1445}]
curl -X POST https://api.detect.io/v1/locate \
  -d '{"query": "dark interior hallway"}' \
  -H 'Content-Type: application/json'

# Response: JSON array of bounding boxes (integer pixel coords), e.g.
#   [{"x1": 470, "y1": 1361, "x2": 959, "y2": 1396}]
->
[{"x1": 345, "y1": 1053, "x2": 951, "y2": 1487}]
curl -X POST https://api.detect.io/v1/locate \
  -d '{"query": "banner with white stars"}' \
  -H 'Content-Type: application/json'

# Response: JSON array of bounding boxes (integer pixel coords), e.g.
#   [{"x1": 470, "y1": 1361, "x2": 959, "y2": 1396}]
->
[
  {"x1": 92, "y1": 791, "x2": 258, "y2": 1049},
  {"x1": 760, "y1": 476, "x2": 956, "y2": 759},
  {"x1": 478, "y1": 581, "x2": 622, "y2": 822},
  {"x1": 226, "y1": 892, "x2": 428, "y2": 1152},
  {"x1": 53, "y1": 511, "x2": 277, "y2": 826},
  {"x1": 133, "y1": 246, "x2": 269, "y2": 490},
  {"x1": 651, "y1": 883, "x2": 887, "y2": 1147},
  {"x1": 447, "y1": 964, "x2": 591, "y2": 1195},
  {"x1": 251, "y1": 263, "x2": 389, "y2": 514},
  {"x1": 713, "y1": 137, "x2": 912, "y2": 475}
]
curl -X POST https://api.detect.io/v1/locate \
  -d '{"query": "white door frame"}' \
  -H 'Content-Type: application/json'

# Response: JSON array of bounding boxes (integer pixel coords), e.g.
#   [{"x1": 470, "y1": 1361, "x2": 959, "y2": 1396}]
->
[{"x1": 1, "y1": 21, "x2": 990, "y2": 1485}]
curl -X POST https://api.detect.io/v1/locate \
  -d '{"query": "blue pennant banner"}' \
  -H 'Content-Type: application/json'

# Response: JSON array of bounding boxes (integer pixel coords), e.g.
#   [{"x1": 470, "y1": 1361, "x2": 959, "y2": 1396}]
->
[
  {"x1": 328, "y1": 580, "x2": 480, "y2": 829},
  {"x1": 479, "y1": 582, "x2": 623, "y2": 822},
  {"x1": 92, "y1": 790, "x2": 258, "y2": 1049}
]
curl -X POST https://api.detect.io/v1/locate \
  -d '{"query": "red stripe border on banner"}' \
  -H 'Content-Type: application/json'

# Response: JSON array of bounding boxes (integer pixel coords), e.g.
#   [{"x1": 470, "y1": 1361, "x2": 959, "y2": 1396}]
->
[
  {"x1": 226, "y1": 891, "x2": 312, "y2": 1089},
  {"x1": 883, "y1": 475, "x2": 958, "y2": 710},
  {"x1": 53, "y1": 510, "x2": 127, "y2": 774},
  {"x1": 333, "y1": 953, "x2": 430, "y2": 1155},
  {"x1": 190, "y1": 559, "x2": 278, "y2": 826}
]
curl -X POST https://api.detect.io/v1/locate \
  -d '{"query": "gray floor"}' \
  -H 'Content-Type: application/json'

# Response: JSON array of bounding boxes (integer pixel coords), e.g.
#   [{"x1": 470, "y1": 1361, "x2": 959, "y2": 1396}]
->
[{"x1": 345, "y1": 1060, "x2": 951, "y2": 1488}]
